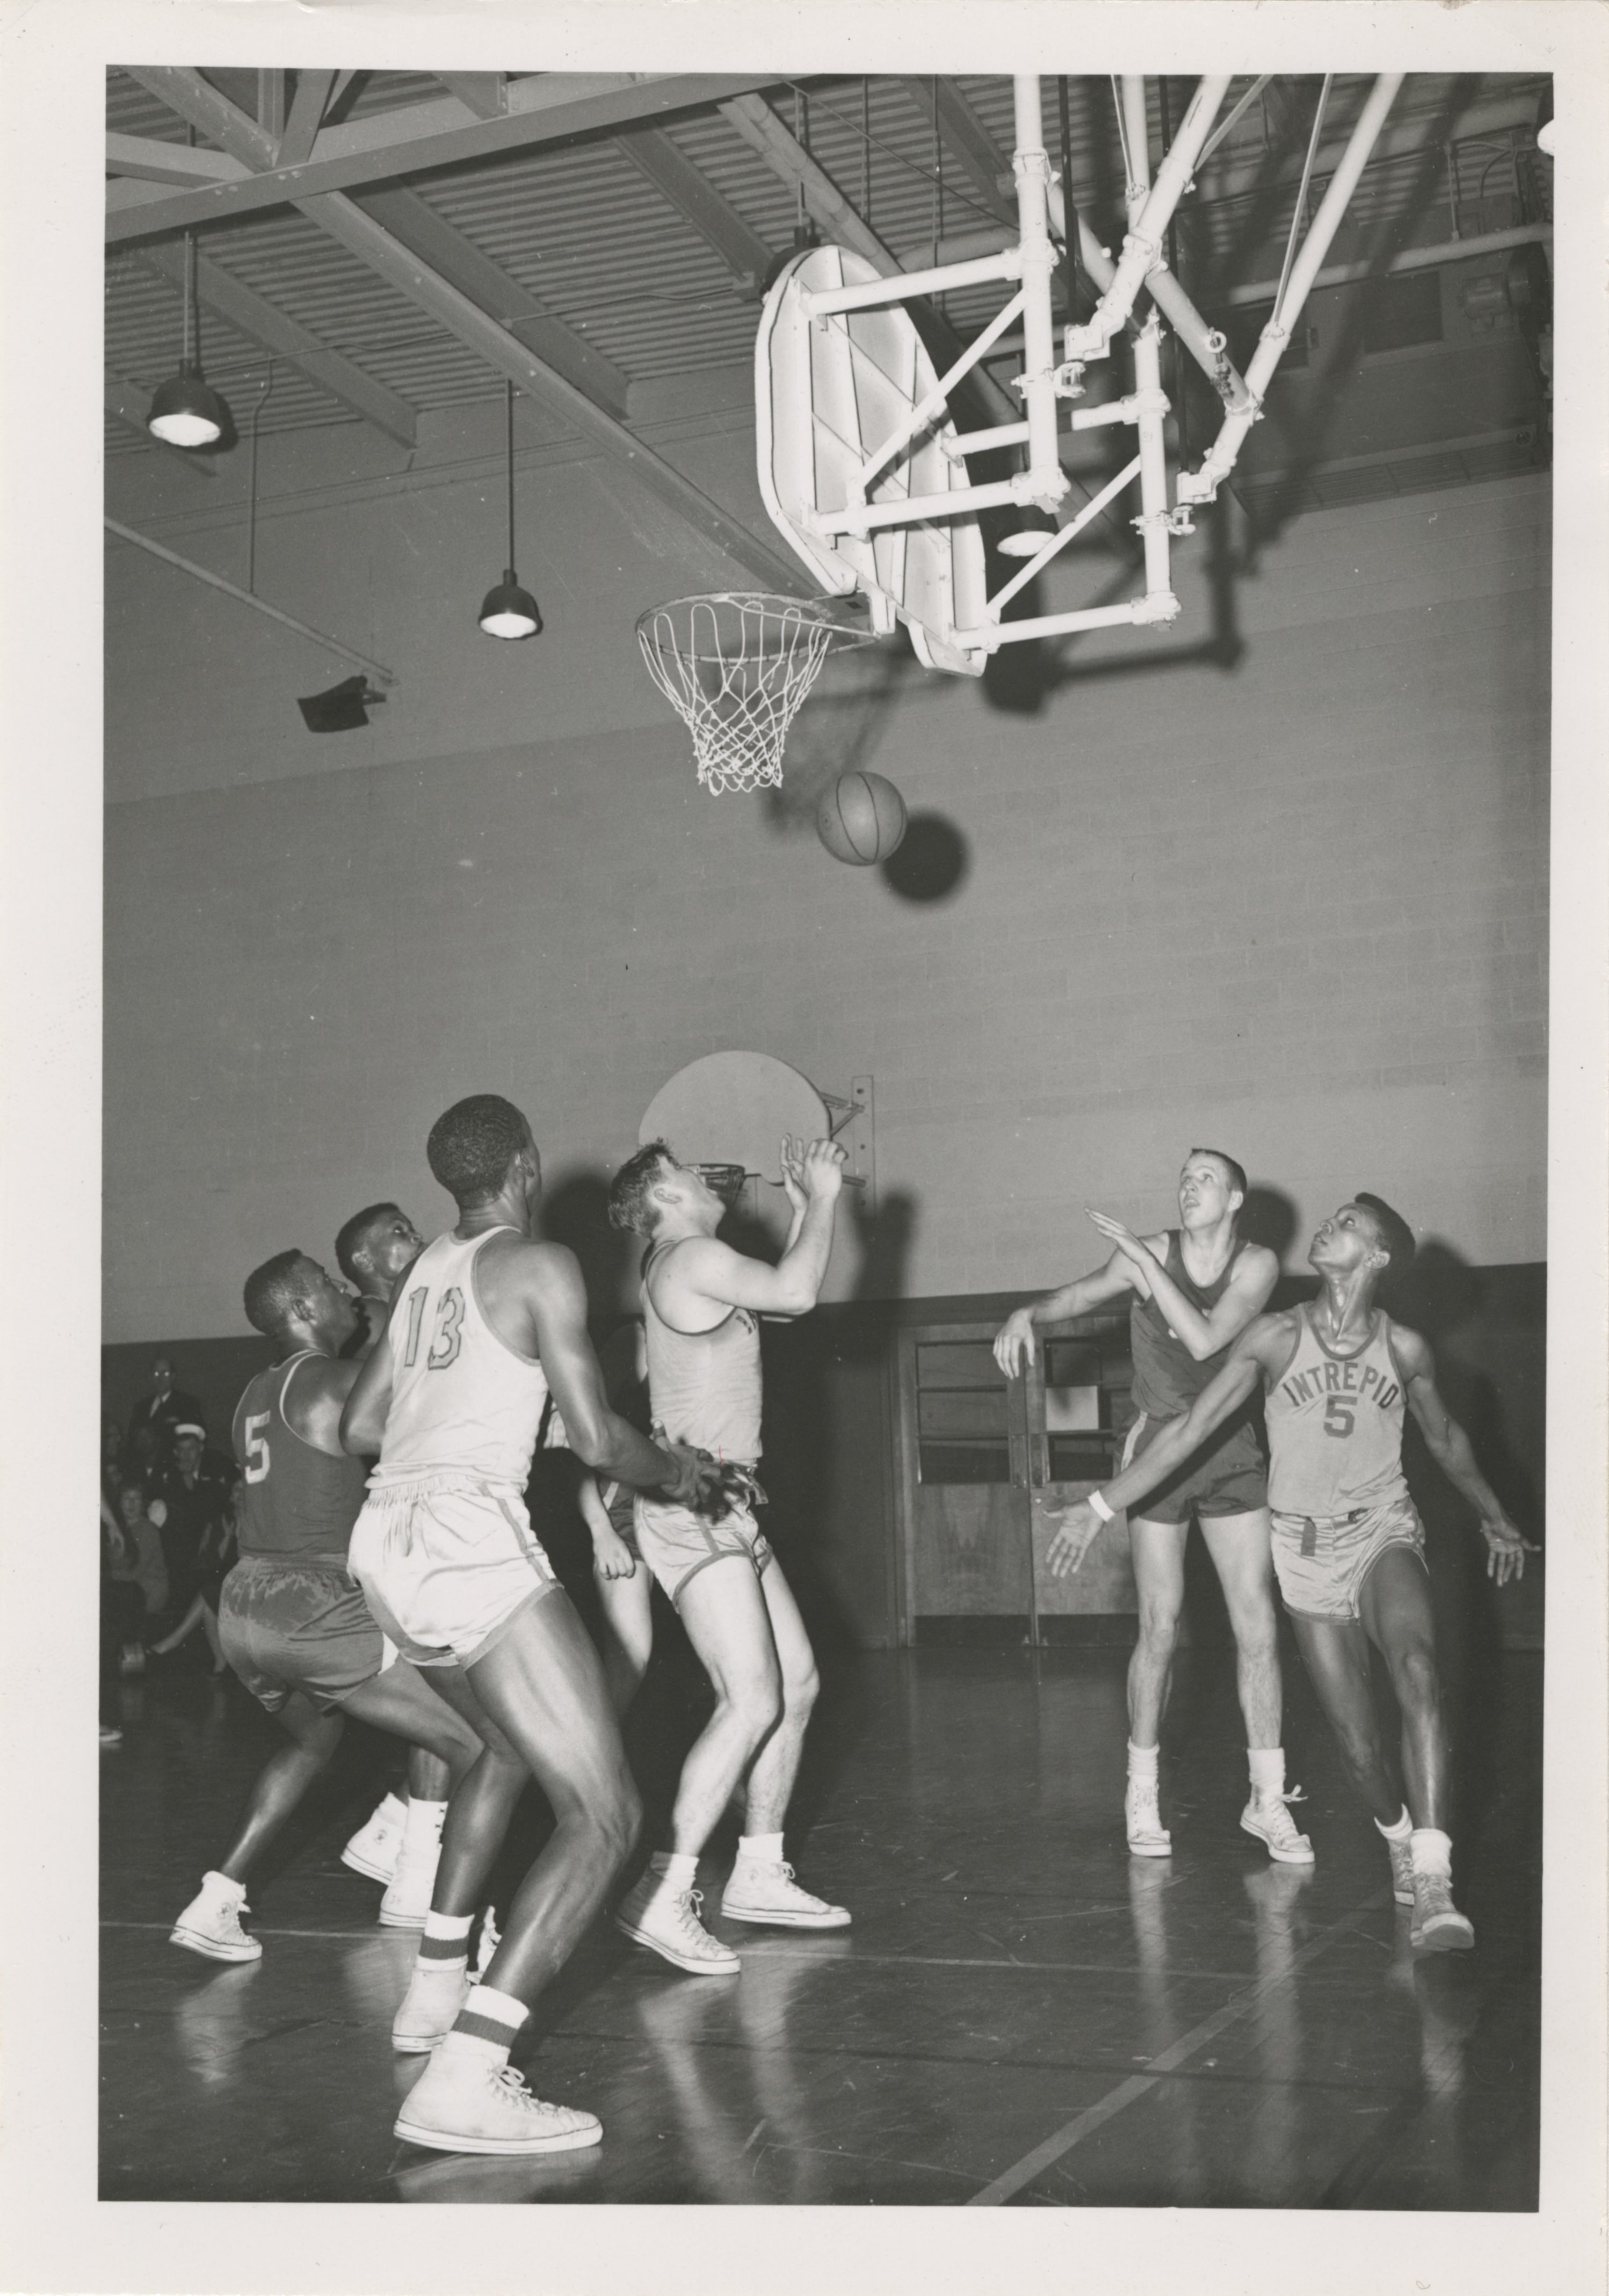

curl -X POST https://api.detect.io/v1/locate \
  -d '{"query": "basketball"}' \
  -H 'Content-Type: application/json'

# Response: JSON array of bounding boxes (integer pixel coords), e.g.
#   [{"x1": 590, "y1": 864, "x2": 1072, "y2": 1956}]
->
[{"x1": 816, "y1": 770, "x2": 908, "y2": 866}]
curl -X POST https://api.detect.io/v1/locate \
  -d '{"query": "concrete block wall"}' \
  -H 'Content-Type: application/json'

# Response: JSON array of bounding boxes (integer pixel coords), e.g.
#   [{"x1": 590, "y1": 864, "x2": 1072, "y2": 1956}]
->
[{"x1": 104, "y1": 402, "x2": 1548, "y2": 1341}]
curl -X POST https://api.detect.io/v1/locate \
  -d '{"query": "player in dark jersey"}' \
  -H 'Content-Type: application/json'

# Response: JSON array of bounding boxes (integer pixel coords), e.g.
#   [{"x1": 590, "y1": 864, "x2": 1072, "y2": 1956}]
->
[
  {"x1": 995, "y1": 1151, "x2": 1306, "y2": 1862},
  {"x1": 1047, "y1": 1196, "x2": 1535, "y2": 1950},
  {"x1": 168, "y1": 1249, "x2": 506, "y2": 1964}
]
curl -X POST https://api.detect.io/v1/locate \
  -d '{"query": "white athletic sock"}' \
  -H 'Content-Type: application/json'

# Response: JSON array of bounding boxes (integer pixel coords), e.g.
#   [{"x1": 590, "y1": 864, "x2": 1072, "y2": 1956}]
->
[
  {"x1": 1375, "y1": 1806, "x2": 1413, "y2": 1843},
  {"x1": 1247, "y1": 1747, "x2": 1287, "y2": 1801},
  {"x1": 202, "y1": 1869, "x2": 245, "y2": 1900},
  {"x1": 416, "y1": 1910, "x2": 473, "y2": 1972},
  {"x1": 375, "y1": 1790, "x2": 407, "y2": 1825},
  {"x1": 736, "y1": 1831, "x2": 785, "y2": 1866},
  {"x1": 1127, "y1": 1741, "x2": 1160, "y2": 1783},
  {"x1": 443, "y1": 1983, "x2": 528, "y2": 2067},
  {"x1": 1410, "y1": 1827, "x2": 1453, "y2": 1879},
  {"x1": 650, "y1": 1850, "x2": 699, "y2": 1892}
]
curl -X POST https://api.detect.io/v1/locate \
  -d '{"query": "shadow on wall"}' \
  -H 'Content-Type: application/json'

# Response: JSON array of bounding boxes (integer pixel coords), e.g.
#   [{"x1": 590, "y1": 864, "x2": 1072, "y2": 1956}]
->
[
  {"x1": 540, "y1": 1165, "x2": 639, "y2": 1328},
  {"x1": 1241, "y1": 1182, "x2": 1301, "y2": 1264}
]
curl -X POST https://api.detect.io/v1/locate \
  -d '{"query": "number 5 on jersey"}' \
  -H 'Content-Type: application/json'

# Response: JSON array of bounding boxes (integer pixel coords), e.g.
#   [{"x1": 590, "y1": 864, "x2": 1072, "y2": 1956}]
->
[
  {"x1": 402, "y1": 1284, "x2": 466, "y2": 1370},
  {"x1": 243, "y1": 1411, "x2": 271, "y2": 1482}
]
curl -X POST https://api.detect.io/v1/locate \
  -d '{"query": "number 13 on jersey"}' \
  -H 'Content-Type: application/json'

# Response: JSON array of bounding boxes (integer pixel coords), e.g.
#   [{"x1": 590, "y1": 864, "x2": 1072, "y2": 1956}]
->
[{"x1": 401, "y1": 1284, "x2": 465, "y2": 1370}]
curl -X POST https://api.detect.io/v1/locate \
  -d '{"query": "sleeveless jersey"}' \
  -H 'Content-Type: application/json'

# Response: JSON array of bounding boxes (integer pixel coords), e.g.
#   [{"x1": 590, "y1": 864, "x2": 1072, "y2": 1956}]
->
[
  {"x1": 641, "y1": 1240, "x2": 763, "y2": 1464},
  {"x1": 1129, "y1": 1231, "x2": 1248, "y2": 1416},
  {"x1": 1264, "y1": 1305, "x2": 1409, "y2": 1516},
  {"x1": 379, "y1": 1228, "x2": 550, "y2": 1483},
  {"x1": 231, "y1": 1352, "x2": 371, "y2": 1559}
]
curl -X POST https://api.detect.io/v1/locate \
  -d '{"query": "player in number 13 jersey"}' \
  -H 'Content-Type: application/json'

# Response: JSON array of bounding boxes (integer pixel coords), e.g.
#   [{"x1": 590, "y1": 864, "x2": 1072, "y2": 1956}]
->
[{"x1": 1045, "y1": 1194, "x2": 1536, "y2": 1956}]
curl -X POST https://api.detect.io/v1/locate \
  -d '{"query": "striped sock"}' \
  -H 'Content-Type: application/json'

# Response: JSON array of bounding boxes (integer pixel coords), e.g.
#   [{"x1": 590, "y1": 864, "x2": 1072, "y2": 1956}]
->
[
  {"x1": 416, "y1": 1911, "x2": 473, "y2": 1972},
  {"x1": 1375, "y1": 1806, "x2": 1412, "y2": 1843},
  {"x1": 443, "y1": 1983, "x2": 528, "y2": 2067}
]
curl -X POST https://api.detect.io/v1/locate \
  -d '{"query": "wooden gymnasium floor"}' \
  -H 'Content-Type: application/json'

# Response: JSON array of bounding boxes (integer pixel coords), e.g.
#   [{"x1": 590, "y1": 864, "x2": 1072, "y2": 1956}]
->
[{"x1": 99, "y1": 1618, "x2": 1540, "y2": 2209}]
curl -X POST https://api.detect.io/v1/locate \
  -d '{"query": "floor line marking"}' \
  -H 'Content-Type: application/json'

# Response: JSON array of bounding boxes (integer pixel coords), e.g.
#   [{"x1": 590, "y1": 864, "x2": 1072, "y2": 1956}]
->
[{"x1": 965, "y1": 1890, "x2": 1389, "y2": 2206}]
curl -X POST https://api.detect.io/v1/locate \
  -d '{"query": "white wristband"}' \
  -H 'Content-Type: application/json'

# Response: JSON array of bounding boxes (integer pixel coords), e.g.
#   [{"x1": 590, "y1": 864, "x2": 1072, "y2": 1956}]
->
[{"x1": 1088, "y1": 1488, "x2": 1114, "y2": 1523}]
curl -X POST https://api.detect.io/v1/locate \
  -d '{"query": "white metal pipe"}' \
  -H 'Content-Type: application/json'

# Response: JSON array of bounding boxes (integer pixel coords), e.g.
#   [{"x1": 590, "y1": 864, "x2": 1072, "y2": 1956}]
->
[
  {"x1": 817, "y1": 473, "x2": 1033, "y2": 537},
  {"x1": 104, "y1": 515, "x2": 396, "y2": 683},
  {"x1": 987, "y1": 455, "x2": 1142, "y2": 615},
  {"x1": 1070, "y1": 386, "x2": 1168, "y2": 432},
  {"x1": 1121, "y1": 76, "x2": 1153, "y2": 211},
  {"x1": 945, "y1": 418, "x2": 1032, "y2": 457},
  {"x1": 848, "y1": 290, "x2": 1026, "y2": 505},
  {"x1": 1012, "y1": 76, "x2": 1066, "y2": 512},
  {"x1": 1178, "y1": 72, "x2": 1402, "y2": 504},
  {"x1": 1047, "y1": 183, "x2": 1252, "y2": 411},
  {"x1": 1129, "y1": 314, "x2": 1173, "y2": 601},
  {"x1": 802, "y1": 246, "x2": 1024, "y2": 317},
  {"x1": 1064, "y1": 75, "x2": 1231, "y2": 364},
  {"x1": 956, "y1": 592, "x2": 1181, "y2": 650},
  {"x1": 1222, "y1": 220, "x2": 1552, "y2": 306}
]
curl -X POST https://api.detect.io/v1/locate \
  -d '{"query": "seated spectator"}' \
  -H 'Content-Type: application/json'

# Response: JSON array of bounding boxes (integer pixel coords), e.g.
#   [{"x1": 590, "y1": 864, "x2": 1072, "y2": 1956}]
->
[{"x1": 104, "y1": 1481, "x2": 171, "y2": 1676}]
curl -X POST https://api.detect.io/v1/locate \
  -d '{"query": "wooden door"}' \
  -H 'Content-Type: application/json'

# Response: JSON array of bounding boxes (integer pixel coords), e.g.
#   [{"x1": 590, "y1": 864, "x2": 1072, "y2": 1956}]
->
[
  {"x1": 894, "y1": 1326, "x2": 1031, "y2": 1642},
  {"x1": 1021, "y1": 1318, "x2": 1139, "y2": 1637}
]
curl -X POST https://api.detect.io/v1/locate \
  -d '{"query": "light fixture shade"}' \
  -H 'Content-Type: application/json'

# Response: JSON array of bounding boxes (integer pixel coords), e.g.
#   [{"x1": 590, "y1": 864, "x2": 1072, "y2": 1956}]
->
[
  {"x1": 478, "y1": 568, "x2": 541, "y2": 640},
  {"x1": 148, "y1": 362, "x2": 226, "y2": 448},
  {"x1": 997, "y1": 506, "x2": 1061, "y2": 559}
]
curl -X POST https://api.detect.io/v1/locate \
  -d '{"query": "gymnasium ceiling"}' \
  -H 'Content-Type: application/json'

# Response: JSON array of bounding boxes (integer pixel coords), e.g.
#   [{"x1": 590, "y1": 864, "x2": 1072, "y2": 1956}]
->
[{"x1": 105, "y1": 68, "x2": 1553, "y2": 551}]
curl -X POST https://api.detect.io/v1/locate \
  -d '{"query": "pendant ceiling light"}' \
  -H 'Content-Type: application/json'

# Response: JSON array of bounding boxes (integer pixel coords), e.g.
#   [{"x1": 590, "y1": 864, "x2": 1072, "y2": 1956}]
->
[
  {"x1": 478, "y1": 381, "x2": 541, "y2": 640},
  {"x1": 148, "y1": 155, "x2": 226, "y2": 449},
  {"x1": 997, "y1": 504, "x2": 1062, "y2": 558}
]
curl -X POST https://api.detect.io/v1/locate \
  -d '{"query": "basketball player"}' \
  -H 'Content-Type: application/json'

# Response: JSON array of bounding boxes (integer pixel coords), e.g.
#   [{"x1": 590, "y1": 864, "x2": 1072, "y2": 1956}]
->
[
  {"x1": 331, "y1": 1198, "x2": 456, "y2": 1912},
  {"x1": 604, "y1": 1134, "x2": 850, "y2": 1978},
  {"x1": 335, "y1": 1200, "x2": 426, "y2": 1354},
  {"x1": 168, "y1": 1251, "x2": 493, "y2": 1963},
  {"x1": 995, "y1": 1151, "x2": 1308, "y2": 1863},
  {"x1": 338, "y1": 1094, "x2": 723, "y2": 2157},
  {"x1": 1046, "y1": 1196, "x2": 1535, "y2": 1950}
]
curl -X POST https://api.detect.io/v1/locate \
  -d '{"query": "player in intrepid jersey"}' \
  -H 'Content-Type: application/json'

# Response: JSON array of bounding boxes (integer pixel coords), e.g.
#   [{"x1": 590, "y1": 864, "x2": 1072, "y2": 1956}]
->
[
  {"x1": 995, "y1": 1151, "x2": 1307, "y2": 1865},
  {"x1": 605, "y1": 1133, "x2": 851, "y2": 1976},
  {"x1": 168, "y1": 1251, "x2": 493, "y2": 1965},
  {"x1": 1046, "y1": 1194, "x2": 1536, "y2": 1951},
  {"x1": 339, "y1": 1094, "x2": 722, "y2": 2160}
]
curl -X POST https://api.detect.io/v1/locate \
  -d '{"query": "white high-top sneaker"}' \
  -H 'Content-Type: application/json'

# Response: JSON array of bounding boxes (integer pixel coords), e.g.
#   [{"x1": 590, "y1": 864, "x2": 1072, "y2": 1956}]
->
[{"x1": 170, "y1": 1870, "x2": 262, "y2": 1963}]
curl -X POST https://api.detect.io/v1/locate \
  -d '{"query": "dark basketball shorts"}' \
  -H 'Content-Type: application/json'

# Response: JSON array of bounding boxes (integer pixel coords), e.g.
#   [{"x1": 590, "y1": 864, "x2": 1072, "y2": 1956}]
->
[
  {"x1": 1271, "y1": 1495, "x2": 1426, "y2": 1621},
  {"x1": 597, "y1": 1479, "x2": 642, "y2": 1557},
  {"x1": 1121, "y1": 1408, "x2": 1269, "y2": 1526},
  {"x1": 219, "y1": 1554, "x2": 389, "y2": 1716}
]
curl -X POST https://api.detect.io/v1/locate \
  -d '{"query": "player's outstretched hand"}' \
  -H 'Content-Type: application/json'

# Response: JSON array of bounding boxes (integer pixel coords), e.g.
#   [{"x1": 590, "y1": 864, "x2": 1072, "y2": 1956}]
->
[
  {"x1": 591, "y1": 1527, "x2": 638, "y2": 1582},
  {"x1": 779, "y1": 1135, "x2": 809, "y2": 1215},
  {"x1": 1086, "y1": 1209, "x2": 1155, "y2": 1294},
  {"x1": 1480, "y1": 1510, "x2": 1540, "y2": 1587},
  {"x1": 1045, "y1": 1499, "x2": 1106, "y2": 1578},
  {"x1": 992, "y1": 1309, "x2": 1037, "y2": 1377},
  {"x1": 795, "y1": 1135, "x2": 847, "y2": 1202}
]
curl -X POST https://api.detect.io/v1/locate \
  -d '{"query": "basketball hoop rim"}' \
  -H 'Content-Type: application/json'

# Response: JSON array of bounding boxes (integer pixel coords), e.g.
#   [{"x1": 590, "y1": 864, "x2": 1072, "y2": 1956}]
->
[{"x1": 635, "y1": 591, "x2": 876, "y2": 666}]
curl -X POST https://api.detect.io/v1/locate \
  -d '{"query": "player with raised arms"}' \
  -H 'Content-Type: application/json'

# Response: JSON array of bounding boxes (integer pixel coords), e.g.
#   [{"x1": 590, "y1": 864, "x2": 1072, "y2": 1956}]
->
[
  {"x1": 605, "y1": 1134, "x2": 850, "y2": 1975},
  {"x1": 1046, "y1": 1194, "x2": 1535, "y2": 1949},
  {"x1": 339, "y1": 1094, "x2": 723, "y2": 2157},
  {"x1": 995, "y1": 1150, "x2": 1307, "y2": 1865}
]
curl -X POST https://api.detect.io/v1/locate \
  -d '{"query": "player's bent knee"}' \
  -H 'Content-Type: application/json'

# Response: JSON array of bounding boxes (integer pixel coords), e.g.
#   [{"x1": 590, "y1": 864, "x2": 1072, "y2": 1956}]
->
[
  {"x1": 784, "y1": 1661, "x2": 820, "y2": 1718},
  {"x1": 1389, "y1": 1641, "x2": 1440, "y2": 1712}
]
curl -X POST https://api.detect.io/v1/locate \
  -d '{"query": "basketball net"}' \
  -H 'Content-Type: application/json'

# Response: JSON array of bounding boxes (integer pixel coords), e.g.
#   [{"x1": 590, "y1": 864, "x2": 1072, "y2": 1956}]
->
[{"x1": 636, "y1": 592, "x2": 867, "y2": 795}]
